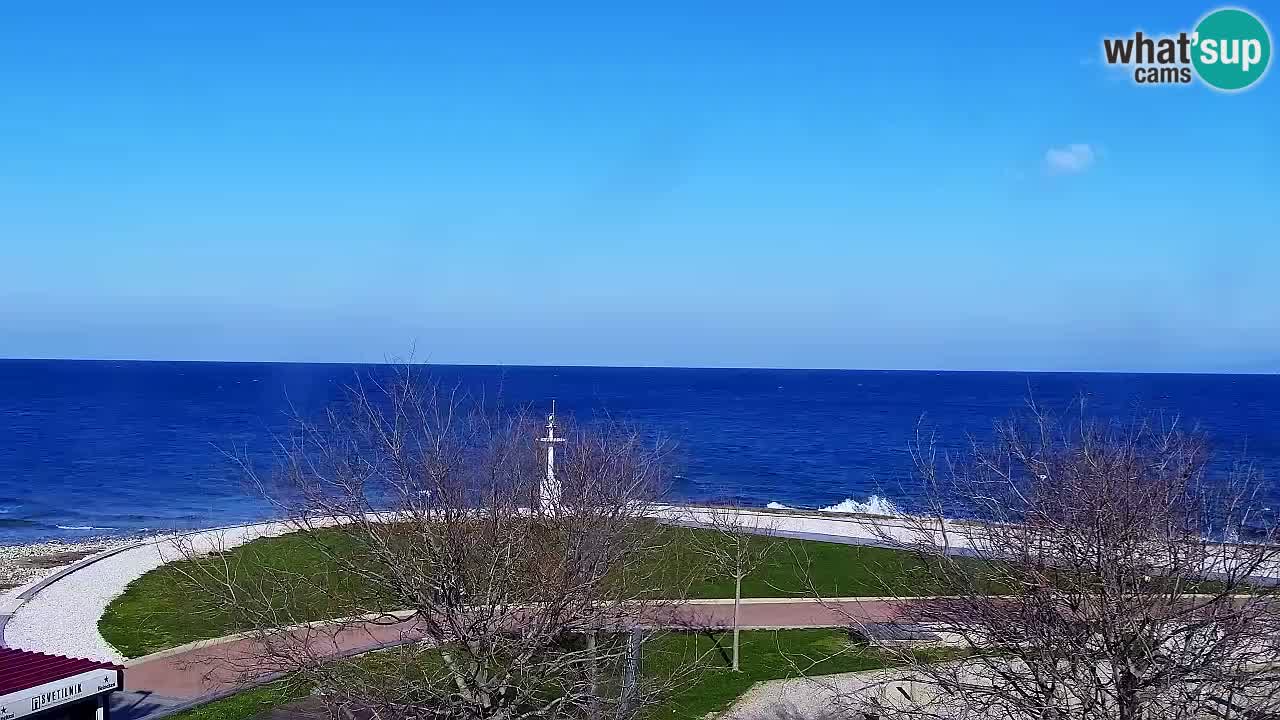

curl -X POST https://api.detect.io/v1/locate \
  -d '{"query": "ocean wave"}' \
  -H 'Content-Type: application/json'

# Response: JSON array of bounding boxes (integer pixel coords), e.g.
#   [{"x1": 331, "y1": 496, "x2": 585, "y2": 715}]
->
[
  {"x1": 818, "y1": 495, "x2": 900, "y2": 516},
  {"x1": 765, "y1": 495, "x2": 902, "y2": 516},
  {"x1": 55, "y1": 525, "x2": 115, "y2": 531}
]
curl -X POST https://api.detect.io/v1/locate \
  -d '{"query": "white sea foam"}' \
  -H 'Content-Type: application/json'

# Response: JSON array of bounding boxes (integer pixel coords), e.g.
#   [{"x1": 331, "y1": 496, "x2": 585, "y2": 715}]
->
[
  {"x1": 763, "y1": 495, "x2": 902, "y2": 516},
  {"x1": 817, "y1": 495, "x2": 901, "y2": 516},
  {"x1": 55, "y1": 525, "x2": 114, "y2": 531}
]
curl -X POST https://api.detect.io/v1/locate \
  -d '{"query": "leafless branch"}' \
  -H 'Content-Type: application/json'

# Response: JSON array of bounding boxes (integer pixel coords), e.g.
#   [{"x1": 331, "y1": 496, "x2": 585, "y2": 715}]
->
[{"x1": 171, "y1": 367, "x2": 694, "y2": 720}]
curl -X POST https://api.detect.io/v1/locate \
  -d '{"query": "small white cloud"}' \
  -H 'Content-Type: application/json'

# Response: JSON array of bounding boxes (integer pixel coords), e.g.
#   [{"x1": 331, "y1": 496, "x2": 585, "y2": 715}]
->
[{"x1": 1044, "y1": 143, "x2": 1097, "y2": 174}]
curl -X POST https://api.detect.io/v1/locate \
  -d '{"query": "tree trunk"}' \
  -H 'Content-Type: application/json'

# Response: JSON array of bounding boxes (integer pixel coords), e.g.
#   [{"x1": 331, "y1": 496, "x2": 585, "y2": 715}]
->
[
  {"x1": 732, "y1": 573, "x2": 742, "y2": 672},
  {"x1": 1117, "y1": 670, "x2": 1139, "y2": 720},
  {"x1": 622, "y1": 631, "x2": 643, "y2": 713},
  {"x1": 587, "y1": 631, "x2": 600, "y2": 720}
]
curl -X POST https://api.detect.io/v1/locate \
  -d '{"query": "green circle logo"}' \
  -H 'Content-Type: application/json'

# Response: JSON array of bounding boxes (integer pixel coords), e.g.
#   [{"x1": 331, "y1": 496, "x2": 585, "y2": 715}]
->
[{"x1": 1192, "y1": 8, "x2": 1272, "y2": 91}]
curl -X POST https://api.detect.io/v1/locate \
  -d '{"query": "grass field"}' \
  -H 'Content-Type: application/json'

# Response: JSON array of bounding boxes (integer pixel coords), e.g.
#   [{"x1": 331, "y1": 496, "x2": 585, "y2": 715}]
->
[
  {"x1": 101, "y1": 525, "x2": 958, "y2": 658},
  {"x1": 168, "y1": 629, "x2": 911, "y2": 720},
  {"x1": 168, "y1": 684, "x2": 309, "y2": 720},
  {"x1": 650, "y1": 629, "x2": 915, "y2": 719}
]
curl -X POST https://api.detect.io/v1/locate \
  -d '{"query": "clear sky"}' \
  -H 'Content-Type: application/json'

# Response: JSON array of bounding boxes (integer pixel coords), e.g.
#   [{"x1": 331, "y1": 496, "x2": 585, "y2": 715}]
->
[{"x1": 1, "y1": 1, "x2": 1276, "y2": 372}]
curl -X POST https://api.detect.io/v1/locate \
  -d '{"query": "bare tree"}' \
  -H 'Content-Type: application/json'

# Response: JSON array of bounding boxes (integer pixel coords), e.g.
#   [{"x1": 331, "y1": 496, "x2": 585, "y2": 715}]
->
[
  {"x1": 171, "y1": 368, "x2": 694, "y2": 720},
  {"x1": 830, "y1": 404, "x2": 1280, "y2": 720},
  {"x1": 683, "y1": 506, "x2": 780, "y2": 671}
]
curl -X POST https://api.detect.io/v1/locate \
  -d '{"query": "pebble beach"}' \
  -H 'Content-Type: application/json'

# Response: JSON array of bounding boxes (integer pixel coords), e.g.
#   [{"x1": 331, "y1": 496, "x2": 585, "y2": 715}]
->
[{"x1": 0, "y1": 537, "x2": 138, "y2": 593}]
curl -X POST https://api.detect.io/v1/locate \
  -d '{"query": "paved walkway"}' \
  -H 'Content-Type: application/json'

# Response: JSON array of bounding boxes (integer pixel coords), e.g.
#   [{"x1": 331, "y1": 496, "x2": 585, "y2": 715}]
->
[
  {"x1": 118, "y1": 598, "x2": 902, "y2": 702},
  {"x1": 0, "y1": 509, "x2": 929, "y2": 718},
  {"x1": 9, "y1": 507, "x2": 1270, "y2": 719},
  {"x1": 0, "y1": 508, "x2": 928, "y2": 661}
]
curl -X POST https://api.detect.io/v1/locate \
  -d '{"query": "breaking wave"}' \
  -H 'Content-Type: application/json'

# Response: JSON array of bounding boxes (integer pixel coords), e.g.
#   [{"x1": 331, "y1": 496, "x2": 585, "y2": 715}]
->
[
  {"x1": 818, "y1": 495, "x2": 901, "y2": 516},
  {"x1": 765, "y1": 495, "x2": 902, "y2": 517}
]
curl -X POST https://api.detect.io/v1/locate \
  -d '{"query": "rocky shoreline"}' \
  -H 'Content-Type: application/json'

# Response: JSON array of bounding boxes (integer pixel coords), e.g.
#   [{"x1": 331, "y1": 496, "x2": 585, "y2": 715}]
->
[{"x1": 0, "y1": 538, "x2": 139, "y2": 592}]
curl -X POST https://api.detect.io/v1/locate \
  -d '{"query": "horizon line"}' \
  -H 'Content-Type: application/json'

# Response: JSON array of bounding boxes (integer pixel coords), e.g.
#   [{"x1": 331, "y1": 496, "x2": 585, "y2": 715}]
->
[{"x1": 0, "y1": 355, "x2": 1276, "y2": 377}]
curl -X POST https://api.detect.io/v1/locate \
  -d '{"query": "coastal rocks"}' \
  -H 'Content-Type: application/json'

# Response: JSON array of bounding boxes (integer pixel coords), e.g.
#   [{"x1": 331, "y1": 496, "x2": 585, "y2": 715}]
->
[{"x1": 0, "y1": 539, "x2": 134, "y2": 592}]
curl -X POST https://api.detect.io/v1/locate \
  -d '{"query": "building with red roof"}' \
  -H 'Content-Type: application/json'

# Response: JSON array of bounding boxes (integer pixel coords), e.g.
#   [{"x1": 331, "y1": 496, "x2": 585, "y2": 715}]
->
[{"x1": 0, "y1": 648, "x2": 122, "y2": 720}]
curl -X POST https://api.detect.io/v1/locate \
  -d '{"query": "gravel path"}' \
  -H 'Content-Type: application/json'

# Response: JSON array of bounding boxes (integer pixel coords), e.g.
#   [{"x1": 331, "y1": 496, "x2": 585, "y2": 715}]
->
[
  {"x1": 720, "y1": 668, "x2": 913, "y2": 720},
  {"x1": 2, "y1": 521, "x2": 307, "y2": 662},
  {"x1": 0, "y1": 509, "x2": 938, "y2": 663}
]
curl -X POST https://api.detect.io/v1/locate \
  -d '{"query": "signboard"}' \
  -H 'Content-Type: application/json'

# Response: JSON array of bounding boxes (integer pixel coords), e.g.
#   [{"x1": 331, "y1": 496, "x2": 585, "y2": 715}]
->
[{"x1": 0, "y1": 669, "x2": 118, "y2": 720}]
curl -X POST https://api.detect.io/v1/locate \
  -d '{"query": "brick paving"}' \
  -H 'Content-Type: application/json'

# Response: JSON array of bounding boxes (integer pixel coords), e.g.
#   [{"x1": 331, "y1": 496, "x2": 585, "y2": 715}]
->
[{"x1": 123, "y1": 599, "x2": 903, "y2": 702}]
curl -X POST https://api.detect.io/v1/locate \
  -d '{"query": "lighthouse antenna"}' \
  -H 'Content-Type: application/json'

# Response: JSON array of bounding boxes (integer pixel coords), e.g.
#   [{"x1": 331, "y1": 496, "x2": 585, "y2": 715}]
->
[{"x1": 538, "y1": 400, "x2": 566, "y2": 514}]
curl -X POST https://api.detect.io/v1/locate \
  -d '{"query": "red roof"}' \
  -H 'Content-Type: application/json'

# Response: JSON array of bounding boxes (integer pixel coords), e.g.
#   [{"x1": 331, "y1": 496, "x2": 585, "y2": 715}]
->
[{"x1": 0, "y1": 647, "x2": 123, "y2": 696}]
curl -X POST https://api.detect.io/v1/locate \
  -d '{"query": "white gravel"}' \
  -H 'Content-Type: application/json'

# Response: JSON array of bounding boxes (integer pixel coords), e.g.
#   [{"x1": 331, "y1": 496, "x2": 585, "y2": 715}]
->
[
  {"x1": 2, "y1": 521, "x2": 307, "y2": 662},
  {"x1": 720, "y1": 668, "x2": 915, "y2": 720}
]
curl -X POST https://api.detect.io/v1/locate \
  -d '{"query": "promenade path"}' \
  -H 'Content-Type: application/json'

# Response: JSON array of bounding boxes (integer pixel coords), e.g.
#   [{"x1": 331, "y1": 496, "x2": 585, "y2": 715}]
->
[
  {"x1": 15, "y1": 508, "x2": 1267, "y2": 718},
  {"x1": 121, "y1": 598, "x2": 902, "y2": 701},
  {"x1": 0, "y1": 508, "x2": 924, "y2": 719},
  {"x1": 0, "y1": 507, "x2": 928, "y2": 662}
]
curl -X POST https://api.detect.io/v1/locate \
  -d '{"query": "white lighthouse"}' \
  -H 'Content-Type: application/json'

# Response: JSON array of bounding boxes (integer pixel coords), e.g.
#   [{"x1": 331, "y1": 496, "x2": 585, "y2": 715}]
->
[{"x1": 538, "y1": 400, "x2": 566, "y2": 514}]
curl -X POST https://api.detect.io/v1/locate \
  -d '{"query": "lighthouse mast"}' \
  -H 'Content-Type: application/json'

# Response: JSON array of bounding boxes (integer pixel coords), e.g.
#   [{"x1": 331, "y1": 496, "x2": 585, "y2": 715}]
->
[{"x1": 538, "y1": 400, "x2": 566, "y2": 514}]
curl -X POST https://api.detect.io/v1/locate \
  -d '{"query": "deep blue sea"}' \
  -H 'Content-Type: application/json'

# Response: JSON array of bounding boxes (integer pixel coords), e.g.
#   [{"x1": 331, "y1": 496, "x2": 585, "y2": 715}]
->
[{"x1": 1, "y1": 360, "x2": 1278, "y2": 545}]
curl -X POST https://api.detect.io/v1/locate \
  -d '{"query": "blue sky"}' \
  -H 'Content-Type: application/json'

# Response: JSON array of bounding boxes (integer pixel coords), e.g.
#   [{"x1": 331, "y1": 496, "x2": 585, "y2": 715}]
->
[{"x1": 1, "y1": 1, "x2": 1276, "y2": 371}]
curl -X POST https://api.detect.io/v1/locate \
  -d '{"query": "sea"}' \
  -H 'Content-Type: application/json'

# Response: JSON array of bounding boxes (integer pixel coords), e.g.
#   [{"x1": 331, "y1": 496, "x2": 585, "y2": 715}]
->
[{"x1": 1, "y1": 359, "x2": 1278, "y2": 545}]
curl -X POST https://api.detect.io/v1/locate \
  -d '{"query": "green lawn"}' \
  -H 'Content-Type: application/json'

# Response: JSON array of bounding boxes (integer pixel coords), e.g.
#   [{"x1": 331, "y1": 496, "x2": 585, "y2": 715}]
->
[
  {"x1": 168, "y1": 683, "x2": 310, "y2": 720},
  {"x1": 649, "y1": 629, "x2": 912, "y2": 719},
  {"x1": 102, "y1": 525, "x2": 959, "y2": 658},
  {"x1": 101, "y1": 529, "x2": 378, "y2": 658},
  {"x1": 664, "y1": 527, "x2": 951, "y2": 599},
  {"x1": 168, "y1": 629, "x2": 909, "y2": 720}
]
